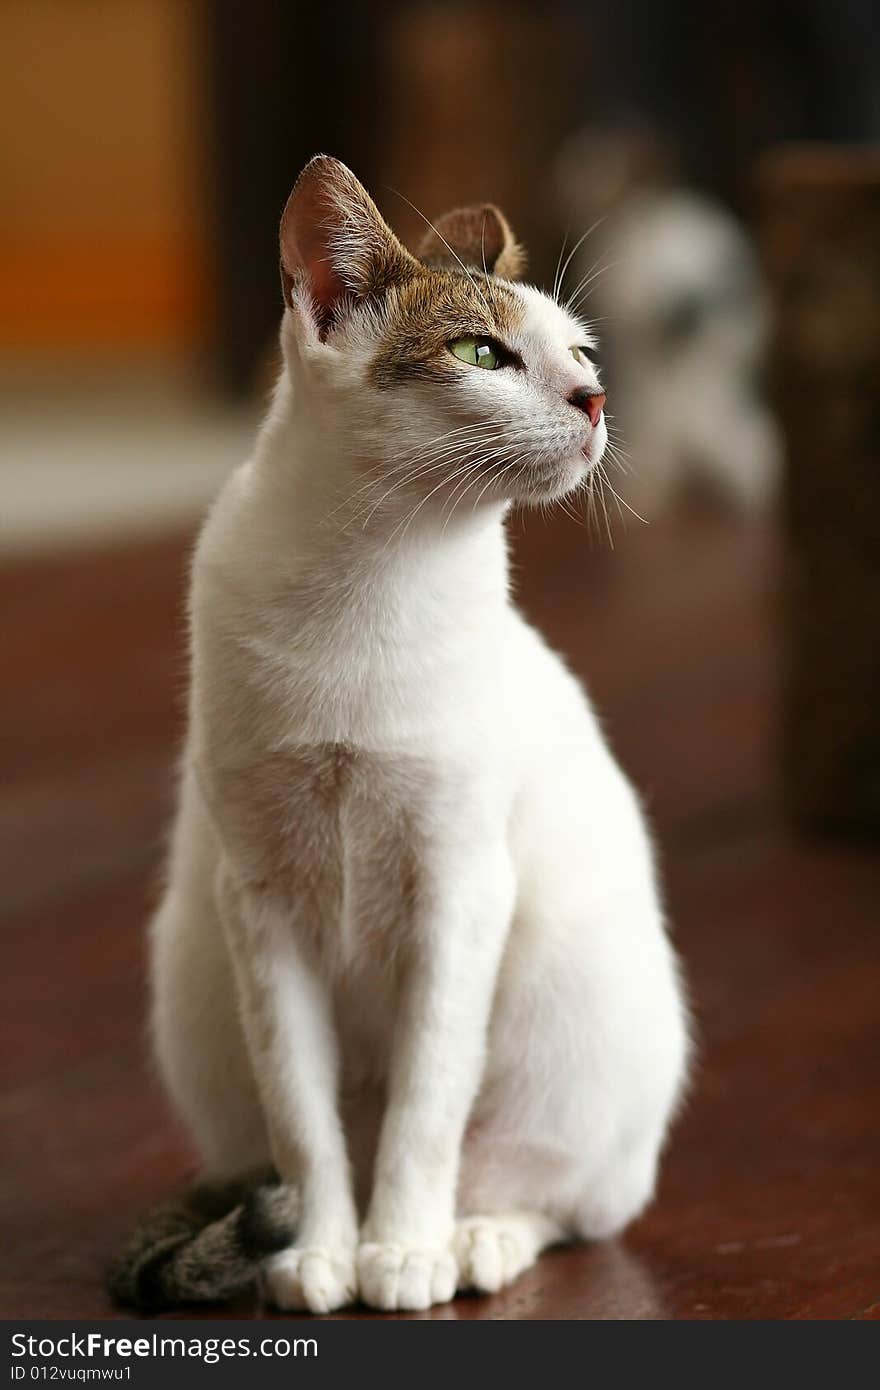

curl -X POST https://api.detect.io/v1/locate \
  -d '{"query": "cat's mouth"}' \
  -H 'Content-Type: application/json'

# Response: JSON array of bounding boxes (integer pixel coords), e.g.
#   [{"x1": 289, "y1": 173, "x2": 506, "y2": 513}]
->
[{"x1": 581, "y1": 428, "x2": 606, "y2": 464}]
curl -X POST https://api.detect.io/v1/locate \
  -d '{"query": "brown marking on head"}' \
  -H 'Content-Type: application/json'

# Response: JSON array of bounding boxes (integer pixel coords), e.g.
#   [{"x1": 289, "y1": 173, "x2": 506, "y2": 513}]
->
[
  {"x1": 279, "y1": 158, "x2": 528, "y2": 382},
  {"x1": 279, "y1": 155, "x2": 419, "y2": 337},
  {"x1": 416, "y1": 204, "x2": 526, "y2": 281},
  {"x1": 368, "y1": 267, "x2": 525, "y2": 389}
]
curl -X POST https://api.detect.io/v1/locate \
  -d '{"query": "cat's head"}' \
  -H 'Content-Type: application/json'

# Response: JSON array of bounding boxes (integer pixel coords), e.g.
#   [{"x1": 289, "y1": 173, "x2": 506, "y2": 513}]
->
[{"x1": 279, "y1": 156, "x2": 606, "y2": 516}]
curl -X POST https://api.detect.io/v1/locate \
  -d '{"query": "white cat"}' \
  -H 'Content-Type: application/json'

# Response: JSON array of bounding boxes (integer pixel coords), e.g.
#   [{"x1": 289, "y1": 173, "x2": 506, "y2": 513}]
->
[{"x1": 147, "y1": 156, "x2": 689, "y2": 1315}]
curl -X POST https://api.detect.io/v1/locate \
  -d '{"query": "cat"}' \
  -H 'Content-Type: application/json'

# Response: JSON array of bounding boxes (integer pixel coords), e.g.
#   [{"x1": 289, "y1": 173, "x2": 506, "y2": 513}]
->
[{"x1": 110, "y1": 155, "x2": 689, "y2": 1315}]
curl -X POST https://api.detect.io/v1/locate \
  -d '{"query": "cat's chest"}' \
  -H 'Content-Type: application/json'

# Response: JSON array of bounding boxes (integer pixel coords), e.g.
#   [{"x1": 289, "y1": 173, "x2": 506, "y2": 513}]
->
[
  {"x1": 270, "y1": 743, "x2": 441, "y2": 976},
  {"x1": 213, "y1": 739, "x2": 457, "y2": 905}
]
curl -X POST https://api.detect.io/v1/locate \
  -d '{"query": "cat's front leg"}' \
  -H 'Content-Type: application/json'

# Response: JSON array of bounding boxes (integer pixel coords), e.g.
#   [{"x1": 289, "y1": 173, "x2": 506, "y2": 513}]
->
[
  {"x1": 358, "y1": 841, "x2": 515, "y2": 1311},
  {"x1": 216, "y1": 870, "x2": 359, "y2": 1314}
]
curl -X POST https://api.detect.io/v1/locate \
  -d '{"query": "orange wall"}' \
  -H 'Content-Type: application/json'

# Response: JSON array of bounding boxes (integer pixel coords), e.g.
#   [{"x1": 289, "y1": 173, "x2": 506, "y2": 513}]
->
[{"x1": 0, "y1": 0, "x2": 211, "y2": 354}]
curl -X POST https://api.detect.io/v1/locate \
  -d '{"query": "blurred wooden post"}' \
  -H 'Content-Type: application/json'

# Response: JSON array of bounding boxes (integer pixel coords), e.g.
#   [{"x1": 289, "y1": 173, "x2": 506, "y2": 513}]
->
[
  {"x1": 380, "y1": 2, "x2": 576, "y2": 280},
  {"x1": 759, "y1": 147, "x2": 880, "y2": 838}
]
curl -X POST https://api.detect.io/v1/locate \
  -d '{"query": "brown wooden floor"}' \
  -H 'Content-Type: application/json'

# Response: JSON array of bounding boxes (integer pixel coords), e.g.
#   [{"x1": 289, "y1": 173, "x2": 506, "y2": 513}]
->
[{"x1": 2, "y1": 507, "x2": 878, "y2": 1320}]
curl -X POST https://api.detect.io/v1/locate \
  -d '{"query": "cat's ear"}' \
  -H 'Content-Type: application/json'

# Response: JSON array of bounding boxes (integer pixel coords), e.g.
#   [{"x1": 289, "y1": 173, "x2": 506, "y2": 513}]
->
[
  {"x1": 417, "y1": 204, "x2": 526, "y2": 280},
  {"x1": 280, "y1": 155, "x2": 419, "y2": 337}
]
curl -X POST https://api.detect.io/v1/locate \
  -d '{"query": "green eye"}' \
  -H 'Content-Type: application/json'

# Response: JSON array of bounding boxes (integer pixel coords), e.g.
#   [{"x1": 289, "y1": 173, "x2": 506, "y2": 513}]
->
[{"x1": 450, "y1": 337, "x2": 501, "y2": 370}]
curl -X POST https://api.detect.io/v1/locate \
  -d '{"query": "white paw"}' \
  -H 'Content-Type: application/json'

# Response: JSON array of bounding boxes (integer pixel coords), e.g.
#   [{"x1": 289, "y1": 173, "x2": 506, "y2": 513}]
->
[
  {"x1": 264, "y1": 1245, "x2": 357, "y2": 1314},
  {"x1": 453, "y1": 1215, "x2": 538, "y2": 1294},
  {"x1": 357, "y1": 1241, "x2": 457, "y2": 1311}
]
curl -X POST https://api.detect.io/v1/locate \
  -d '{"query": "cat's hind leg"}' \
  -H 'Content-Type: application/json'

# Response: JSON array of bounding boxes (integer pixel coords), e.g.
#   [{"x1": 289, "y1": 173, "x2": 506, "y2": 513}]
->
[
  {"x1": 113, "y1": 874, "x2": 289, "y2": 1312},
  {"x1": 150, "y1": 880, "x2": 271, "y2": 1181}
]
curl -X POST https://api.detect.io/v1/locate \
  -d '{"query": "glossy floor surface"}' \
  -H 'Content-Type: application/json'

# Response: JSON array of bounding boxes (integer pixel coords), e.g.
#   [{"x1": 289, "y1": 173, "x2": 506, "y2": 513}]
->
[{"x1": 2, "y1": 508, "x2": 878, "y2": 1319}]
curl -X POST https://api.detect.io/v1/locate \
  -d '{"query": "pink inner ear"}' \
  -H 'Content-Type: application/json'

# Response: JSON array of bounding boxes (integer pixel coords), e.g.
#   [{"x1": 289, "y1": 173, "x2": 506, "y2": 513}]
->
[
  {"x1": 280, "y1": 175, "x2": 349, "y2": 335},
  {"x1": 302, "y1": 239, "x2": 348, "y2": 334}
]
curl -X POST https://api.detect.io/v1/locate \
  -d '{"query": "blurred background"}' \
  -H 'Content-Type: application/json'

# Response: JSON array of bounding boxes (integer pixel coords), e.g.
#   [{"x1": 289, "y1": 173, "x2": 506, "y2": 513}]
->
[
  {"x1": 3, "y1": 0, "x2": 879, "y2": 549},
  {"x1": 2, "y1": 0, "x2": 879, "y2": 1320},
  {"x1": 0, "y1": 0, "x2": 877, "y2": 522}
]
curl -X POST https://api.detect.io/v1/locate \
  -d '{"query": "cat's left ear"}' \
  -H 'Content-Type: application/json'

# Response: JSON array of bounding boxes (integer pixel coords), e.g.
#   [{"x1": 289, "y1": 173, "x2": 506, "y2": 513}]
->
[
  {"x1": 280, "y1": 155, "x2": 419, "y2": 337},
  {"x1": 417, "y1": 204, "x2": 526, "y2": 280}
]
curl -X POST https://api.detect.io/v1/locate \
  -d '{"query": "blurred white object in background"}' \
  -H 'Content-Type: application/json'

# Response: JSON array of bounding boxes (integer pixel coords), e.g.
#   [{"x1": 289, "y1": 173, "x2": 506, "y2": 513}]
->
[{"x1": 556, "y1": 132, "x2": 781, "y2": 518}]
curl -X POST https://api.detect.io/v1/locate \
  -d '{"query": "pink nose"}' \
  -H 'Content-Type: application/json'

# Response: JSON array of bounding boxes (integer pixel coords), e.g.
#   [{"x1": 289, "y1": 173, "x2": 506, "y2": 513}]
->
[{"x1": 568, "y1": 387, "x2": 606, "y2": 427}]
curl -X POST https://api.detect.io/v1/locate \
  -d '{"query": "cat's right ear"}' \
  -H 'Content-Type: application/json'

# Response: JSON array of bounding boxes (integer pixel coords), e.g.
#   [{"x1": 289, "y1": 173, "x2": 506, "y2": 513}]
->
[{"x1": 280, "y1": 156, "x2": 418, "y2": 339}]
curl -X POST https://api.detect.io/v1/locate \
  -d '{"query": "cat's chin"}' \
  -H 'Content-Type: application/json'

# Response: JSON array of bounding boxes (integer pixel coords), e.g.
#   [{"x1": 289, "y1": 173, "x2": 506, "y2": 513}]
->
[{"x1": 511, "y1": 455, "x2": 592, "y2": 506}]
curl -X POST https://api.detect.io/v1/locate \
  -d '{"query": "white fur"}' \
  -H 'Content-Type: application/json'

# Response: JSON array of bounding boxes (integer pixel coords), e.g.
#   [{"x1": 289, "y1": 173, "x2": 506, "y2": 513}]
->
[{"x1": 150, "y1": 258, "x2": 689, "y2": 1314}]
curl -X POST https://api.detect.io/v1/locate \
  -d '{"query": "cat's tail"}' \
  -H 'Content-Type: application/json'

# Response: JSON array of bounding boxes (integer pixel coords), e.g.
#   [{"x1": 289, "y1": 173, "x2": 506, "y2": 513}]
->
[{"x1": 107, "y1": 1171, "x2": 296, "y2": 1312}]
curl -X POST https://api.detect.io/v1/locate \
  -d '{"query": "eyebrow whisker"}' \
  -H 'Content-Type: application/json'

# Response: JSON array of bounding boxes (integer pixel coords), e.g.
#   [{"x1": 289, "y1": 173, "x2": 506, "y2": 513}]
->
[
  {"x1": 552, "y1": 230, "x2": 569, "y2": 304},
  {"x1": 555, "y1": 218, "x2": 606, "y2": 303}
]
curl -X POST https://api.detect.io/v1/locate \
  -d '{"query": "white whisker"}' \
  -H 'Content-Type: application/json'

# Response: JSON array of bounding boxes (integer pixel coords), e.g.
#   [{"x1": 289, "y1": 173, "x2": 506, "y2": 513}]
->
[
  {"x1": 555, "y1": 219, "x2": 605, "y2": 304},
  {"x1": 390, "y1": 190, "x2": 494, "y2": 317}
]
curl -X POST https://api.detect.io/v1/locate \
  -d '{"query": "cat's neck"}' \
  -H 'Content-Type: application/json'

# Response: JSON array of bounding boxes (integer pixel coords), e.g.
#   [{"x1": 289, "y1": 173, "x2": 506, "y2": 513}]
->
[
  {"x1": 251, "y1": 374, "x2": 512, "y2": 617},
  {"x1": 204, "y1": 375, "x2": 514, "y2": 741}
]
